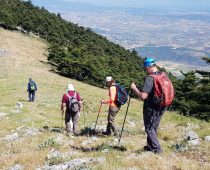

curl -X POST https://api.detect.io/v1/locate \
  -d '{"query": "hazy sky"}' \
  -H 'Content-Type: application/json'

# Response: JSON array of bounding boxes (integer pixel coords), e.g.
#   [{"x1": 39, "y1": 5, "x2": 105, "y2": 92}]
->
[
  {"x1": 61, "y1": 0, "x2": 210, "y2": 9},
  {"x1": 32, "y1": 0, "x2": 210, "y2": 9}
]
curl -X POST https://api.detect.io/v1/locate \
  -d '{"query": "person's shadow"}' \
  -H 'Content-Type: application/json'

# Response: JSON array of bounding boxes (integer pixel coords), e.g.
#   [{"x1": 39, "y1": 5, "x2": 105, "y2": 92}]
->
[
  {"x1": 18, "y1": 99, "x2": 29, "y2": 102},
  {"x1": 71, "y1": 143, "x2": 127, "y2": 152},
  {"x1": 79, "y1": 127, "x2": 104, "y2": 137}
]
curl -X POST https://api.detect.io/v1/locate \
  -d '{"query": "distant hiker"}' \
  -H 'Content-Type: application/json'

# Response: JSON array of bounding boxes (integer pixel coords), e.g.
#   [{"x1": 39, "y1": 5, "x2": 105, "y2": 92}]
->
[
  {"x1": 61, "y1": 84, "x2": 83, "y2": 135},
  {"x1": 101, "y1": 76, "x2": 126, "y2": 137},
  {"x1": 131, "y1": 58, "x2": 174, "y2": 154},
  {"x1": 27, "y1": 78, "x2": 37, "y2": 102}
]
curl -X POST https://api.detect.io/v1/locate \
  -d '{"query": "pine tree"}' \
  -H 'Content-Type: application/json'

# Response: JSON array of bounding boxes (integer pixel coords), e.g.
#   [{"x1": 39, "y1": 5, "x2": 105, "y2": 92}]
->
[{"x1": 175, "y1": 57, "x2": 210, "y2": 120}]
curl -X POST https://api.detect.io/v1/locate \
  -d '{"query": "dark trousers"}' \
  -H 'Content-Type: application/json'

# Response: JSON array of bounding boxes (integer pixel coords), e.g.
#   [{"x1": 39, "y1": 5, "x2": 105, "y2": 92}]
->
[
  {"x1": 65, "y1": 111, "x2": 79, "y2": 133},
  {"x1": 106, "y1": 106, "x2": 120, "y2": 135},
  {"x1": 143, "y1": 107, "x2": 166, "y2": 153},
  {"x1": 28, "y1": 90, "x2": 35, "y2": 102}
]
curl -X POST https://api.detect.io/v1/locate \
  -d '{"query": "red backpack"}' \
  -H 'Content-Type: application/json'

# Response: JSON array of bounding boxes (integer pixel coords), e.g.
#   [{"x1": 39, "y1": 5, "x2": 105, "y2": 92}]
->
[{"x1": 150, "y1": 72, "x2": 174, "y2": 107}]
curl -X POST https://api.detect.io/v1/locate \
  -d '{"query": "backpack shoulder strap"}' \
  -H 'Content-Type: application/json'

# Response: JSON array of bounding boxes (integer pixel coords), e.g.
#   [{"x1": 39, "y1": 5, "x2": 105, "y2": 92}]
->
[
  {"x1": 148, "y1": 74, "x2": 155, "y2": 79},
  {"x1": 111, "y1": 83, "x2": 119, "y2": 89},
  {"x1": 149, "y1": 71, "x2": 162, "y2": 77},
  {"x1": 30, "y1": 81, "x2": 34, "y2": 85},
  {"x1": 111, "y1": 84, "x2": 118, "y2": 92},
  {"x1": 66, "y1": 93, "x2": 71, "y2": 99},
  {"x1": 73, "y1": 91, "x2": 77, "y2": 98}
]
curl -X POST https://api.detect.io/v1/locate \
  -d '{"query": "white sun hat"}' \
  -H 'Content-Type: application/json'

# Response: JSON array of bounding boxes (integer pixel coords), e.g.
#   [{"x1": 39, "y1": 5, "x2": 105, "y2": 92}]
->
[
  {"x1": 106, "y1": 76, "x2": 113, "y2": 82},
  {"x1": 67, "y1": 83, "x2": 75, "y2": 91}
]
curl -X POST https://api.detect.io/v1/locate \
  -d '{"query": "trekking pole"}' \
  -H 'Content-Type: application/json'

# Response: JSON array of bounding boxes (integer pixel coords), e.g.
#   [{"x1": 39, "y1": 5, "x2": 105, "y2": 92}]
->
[
  {"x1": 94, "y1": 102, "x2": 103, "y2": 131},
  {"x1": 118, "y1": 90, "x2": 132, "y2": 145},
  {"x1": 61, "y1": 111, "x2": 64, "y2": 130},
  {"x1": 83, "y1": 101, "x2": 86, "y2": 127}
]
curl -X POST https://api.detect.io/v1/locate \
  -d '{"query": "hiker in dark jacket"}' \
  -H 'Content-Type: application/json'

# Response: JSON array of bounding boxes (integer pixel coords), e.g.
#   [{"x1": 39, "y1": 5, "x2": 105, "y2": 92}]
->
[
  {"x1": 61, "y1": 84, "x2": 83, "y2": 136},
  {"x1": 101, "y1": 76, "x2": 120, "y2": 137},
  {"x1": 130, "y1": 58, "x2": 167, "y2": 154},
  {"x1": 27, "y1": 78, "x2": 37, "y2": 102}
]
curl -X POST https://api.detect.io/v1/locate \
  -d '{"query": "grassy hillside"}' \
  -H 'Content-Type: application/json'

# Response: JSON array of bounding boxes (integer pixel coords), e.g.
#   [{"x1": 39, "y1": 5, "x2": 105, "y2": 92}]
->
[{"x1": 0, "y1": 28, "x2": 210, "y2": 170}]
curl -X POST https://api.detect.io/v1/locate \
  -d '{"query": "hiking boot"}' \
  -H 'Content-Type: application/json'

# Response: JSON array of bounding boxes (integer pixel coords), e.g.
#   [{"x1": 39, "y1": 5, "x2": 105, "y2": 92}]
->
[
  {"x1": 153, "y1": 149, "x2": 162, "y2": 154},
  {"x1": 114, "y1": 134, "x2": 119, "y2": 137},
  {"x1": 143, "y1": 146, "x2": 151, "y2": 151},
  {"x1": 73, "y1": 132, "x2": 80, "y2": 136},
  {"x1": 143, "y1": 146, "x2": 162, "y2": 154},
  {"x1": 66, "y1": 131, "x2": 71, "y2": 137},
  {"x1": 102, "y1": 131, "x2": 111, "y2": 136},
  {"x1": 114, "y1": 131, "x2": 119, "y2": 137}
]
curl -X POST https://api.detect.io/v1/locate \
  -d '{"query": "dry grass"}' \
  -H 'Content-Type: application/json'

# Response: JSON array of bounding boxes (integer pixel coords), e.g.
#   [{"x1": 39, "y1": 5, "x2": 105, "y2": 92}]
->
[{"x1": 0, "y1": 28, "x2": 210, "y2": 170}]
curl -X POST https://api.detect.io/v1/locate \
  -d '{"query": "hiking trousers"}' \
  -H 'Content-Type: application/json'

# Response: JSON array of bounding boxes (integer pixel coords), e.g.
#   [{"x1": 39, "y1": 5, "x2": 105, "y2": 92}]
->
[
  {"x1": 106, "y1": 106, "x2": 120, "y2": 135},
  {"x1": 28, "y1": 90, "x2": 35, "y2": 102},
  {"x1": 143, "y1": 107, "x2": 166, "y2": 153},
  {"x1": 65, "y1": 111, "x2": 79, "y2": 134}
]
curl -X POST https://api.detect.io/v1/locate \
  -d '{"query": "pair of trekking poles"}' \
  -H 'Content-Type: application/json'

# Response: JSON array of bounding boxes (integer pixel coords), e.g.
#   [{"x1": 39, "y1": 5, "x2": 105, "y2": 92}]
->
[
  {"x1": 60, "y1": 92, "x2": 131, "y2": 145},
  {"x1": 94, "y1": 90, "x2": 131, "y2": 145}
]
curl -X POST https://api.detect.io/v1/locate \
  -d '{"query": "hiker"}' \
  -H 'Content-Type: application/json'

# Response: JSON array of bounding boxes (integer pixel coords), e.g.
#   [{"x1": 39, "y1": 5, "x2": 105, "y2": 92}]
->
[
  {"x1": 101, "y1": 76, "x2": 121, "y2": 137},
  {"x1": 130, "y1": 58, "x2": 174, "y2": 154},
  {"x1": 27, "y1": 78, "x2": 37, "y2": 102},
  {"x1": 61, "y1": 83, "x2": 83, "y2": 135}
]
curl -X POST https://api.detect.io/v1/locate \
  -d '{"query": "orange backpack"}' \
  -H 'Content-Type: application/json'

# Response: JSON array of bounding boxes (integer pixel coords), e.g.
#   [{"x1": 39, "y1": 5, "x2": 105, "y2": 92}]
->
[{"x1": 150, "y1": 72, "x2": 174, "y2": 107}]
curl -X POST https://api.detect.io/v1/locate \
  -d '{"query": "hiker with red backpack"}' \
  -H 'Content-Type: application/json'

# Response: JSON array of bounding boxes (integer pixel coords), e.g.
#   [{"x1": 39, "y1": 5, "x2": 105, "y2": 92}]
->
[
  {"x1": 101, "y1": 76, "x2": 128, "y2": 137},
  {"x1": 61, "y1": 84, "x2": 83, "y2": 136},
  {"x1": 131, "y1": 58, "x2": 174, "y2": 154},
  {"x1": 27, "y1": 78, "x2": 37, "y2": 102}
]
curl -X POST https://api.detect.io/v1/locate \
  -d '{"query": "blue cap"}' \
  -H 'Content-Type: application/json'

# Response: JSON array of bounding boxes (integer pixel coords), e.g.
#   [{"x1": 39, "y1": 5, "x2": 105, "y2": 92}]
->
[{"x1": 144, "y1": 58, "x2": 156, "y2": 67}]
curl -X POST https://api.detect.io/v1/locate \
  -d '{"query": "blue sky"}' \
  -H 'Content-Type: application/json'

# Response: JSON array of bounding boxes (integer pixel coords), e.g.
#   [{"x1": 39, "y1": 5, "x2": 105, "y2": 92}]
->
[{"x1": 32, "y1": 0, "x2": 210, "y2": 9}]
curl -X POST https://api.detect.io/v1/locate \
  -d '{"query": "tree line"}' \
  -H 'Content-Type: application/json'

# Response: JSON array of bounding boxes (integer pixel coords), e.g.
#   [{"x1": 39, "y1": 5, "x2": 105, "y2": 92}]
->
[{"x1": 172, "y1": 57, "x2": 210, "y2": 120}]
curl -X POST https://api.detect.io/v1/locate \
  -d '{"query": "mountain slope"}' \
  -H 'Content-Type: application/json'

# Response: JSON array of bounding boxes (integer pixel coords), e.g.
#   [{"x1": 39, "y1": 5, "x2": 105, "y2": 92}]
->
[
  {"x1": 0, "y1": 28, "x2": 210, "y2": 170},
  {"x1": 0, "y1": 0, "x2": 146, "y2": 87}
]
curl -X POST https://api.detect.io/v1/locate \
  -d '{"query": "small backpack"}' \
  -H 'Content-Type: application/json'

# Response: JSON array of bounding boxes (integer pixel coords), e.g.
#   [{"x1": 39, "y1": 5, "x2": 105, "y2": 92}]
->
[
  {"x1": 29, "y1": 81, "x2": 35, "y2": 91},
  {"x1": 150, "y1": 72, "x2": 174, "y2": 107},
  {"x1": 66, "y1": 92, "x2": 79, "y2": 113},
  {"x1": 114, "y1": 83, "x2": 128, "y2": 106}
]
